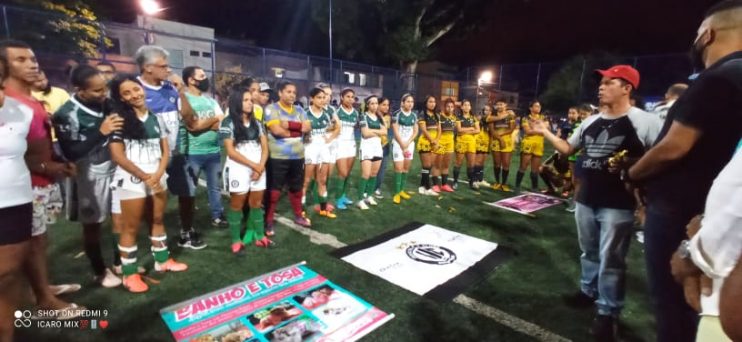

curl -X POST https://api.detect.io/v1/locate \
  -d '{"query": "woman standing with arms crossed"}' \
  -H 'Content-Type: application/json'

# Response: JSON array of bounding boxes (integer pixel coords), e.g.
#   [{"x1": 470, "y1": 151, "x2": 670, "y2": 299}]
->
[
  {"x1": 453, "y1": 100, "x2": 480, "y2": 189},
  {"x1": 302, "y1": 87, "x2": 338, "y2": 219},
  {"x1": 515, "y1": 100, "x2": 546, "y2": 192},
  {"x1": 109, "y1": 75, "x2": 187, "y2": 293},
  {"x1": 356, "y1": 95, "x2": 387, "y2": 209},
  {"x1": 474, "y1": 104, "x2": 492, "y2": 187},
  {"x1": 333, "y1": 89, "x2": 359, "y2": 210},
  {"x1": 416, "y1": 95, "x2": 441, "y2": 196},
  {"x1": 391, "y1": 94, "x2": 419, "y2": 204},
  {"x1": 373, "y1": 97, "x2": 393, "y2": 198},
  {"x1": 436, "y1": 98, "x2": 457, "y2": 192},
  {"x1": 221, "y1": 86, "x2": 272, "y2": 255},
  {"x1": 489, "y1": 100, "x2": 516, "y2": 192}
]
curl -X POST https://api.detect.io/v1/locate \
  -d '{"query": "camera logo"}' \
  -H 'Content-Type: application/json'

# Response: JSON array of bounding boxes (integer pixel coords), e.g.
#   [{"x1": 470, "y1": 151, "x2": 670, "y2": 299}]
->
[{"x1": 14, "y1": 310, "x2": 32, "y2": 328}]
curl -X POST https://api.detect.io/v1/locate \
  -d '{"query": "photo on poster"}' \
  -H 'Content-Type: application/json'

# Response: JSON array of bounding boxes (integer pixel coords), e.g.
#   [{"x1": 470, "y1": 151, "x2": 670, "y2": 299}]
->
[
  {"x1": 485, "y1": 192, "x2": 564, "y2": 215},
  {"x1": 248, "y1": 301, "x2": 304, "y2": 333},
  {"x1": 187, "y1": 319, "x2": 255, "y2": 342},
  {"x1": 292, "y1": 284, "x2": 367, "y2": 331},
  {"x1": 264, "y1": 315, "x2": 324, "y2": 342}
]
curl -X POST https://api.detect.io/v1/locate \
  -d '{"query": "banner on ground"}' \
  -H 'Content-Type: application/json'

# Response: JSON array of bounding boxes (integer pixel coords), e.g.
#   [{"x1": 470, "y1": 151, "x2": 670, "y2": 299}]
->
[
  {"x1": 332, "y1": 223, "x2": 510, "y2": 301},
  {"x1": 160, "y1": 263, "x2": 394, "y2": 342},
  {"x1": 484, "y1": 192, "x2": 564, "y2": 216}
]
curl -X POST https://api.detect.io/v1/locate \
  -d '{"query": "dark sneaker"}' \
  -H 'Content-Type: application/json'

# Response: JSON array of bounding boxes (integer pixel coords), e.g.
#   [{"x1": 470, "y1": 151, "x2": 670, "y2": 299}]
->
[
  {"x1": 563, "y1": 291, "x2": 596, "y2": 309},
  {"x1": 211, "y1": 215, "x2": 228, "y2": 228},
  {"x1": 590, "y1": 314, "x2": 618, "y2": 341},
  {"x1": 178, "y1": 231, "x2": 207, "y2": 250}
]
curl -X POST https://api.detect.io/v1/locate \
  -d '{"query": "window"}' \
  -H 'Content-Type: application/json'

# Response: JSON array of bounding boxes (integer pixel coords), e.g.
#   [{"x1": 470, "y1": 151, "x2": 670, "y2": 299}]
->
[
  {"x1": 271, "y1": 67, "x2": 285, "y2": 78},
  {"x1": 343, "y1": 71, "x2": 355, "y2": 84},
  {"x1": 441, "y1": 81, "x2": 459, "y2": 100},
  {"x1": 359, "y1": 73, "x2": 367, "y2": 87},
  {"x1": 189, "y1": 50, "x2": 200, "y2": 57},
  {"x1": 201, "y1": 52, "x2": 212, "y2": 58}
]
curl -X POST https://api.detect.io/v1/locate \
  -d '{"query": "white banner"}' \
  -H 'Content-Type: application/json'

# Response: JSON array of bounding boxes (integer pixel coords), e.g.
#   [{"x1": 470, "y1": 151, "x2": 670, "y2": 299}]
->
[{"x1": 340, "y1": 224, "x2": 498, "y2": 296}]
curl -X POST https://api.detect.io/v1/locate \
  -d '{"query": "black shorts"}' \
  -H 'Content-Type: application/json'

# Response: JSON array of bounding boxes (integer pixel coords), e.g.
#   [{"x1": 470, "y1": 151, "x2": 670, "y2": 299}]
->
[
  {"x1": 267, "y1": 158, "x2": 305, "y2": 193},
  {"x1": 0, "y1": 202, "x2": 33, "y2": 245}
]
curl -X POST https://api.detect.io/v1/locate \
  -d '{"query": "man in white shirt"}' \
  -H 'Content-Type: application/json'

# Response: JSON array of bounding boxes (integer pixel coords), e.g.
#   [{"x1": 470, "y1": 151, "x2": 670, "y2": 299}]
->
[
  {"x1": 652, "y1": 83, "x2": 688, "y2": 121},
  {"x1": 671, "y1": 140, "x2": 742, "y2": 342}
]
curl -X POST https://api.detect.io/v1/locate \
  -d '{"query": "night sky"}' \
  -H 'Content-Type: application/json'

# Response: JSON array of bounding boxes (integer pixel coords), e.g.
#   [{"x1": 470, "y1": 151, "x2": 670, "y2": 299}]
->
[{"x1": 93, "y1": 0, "x2": 722, "y2": 66}]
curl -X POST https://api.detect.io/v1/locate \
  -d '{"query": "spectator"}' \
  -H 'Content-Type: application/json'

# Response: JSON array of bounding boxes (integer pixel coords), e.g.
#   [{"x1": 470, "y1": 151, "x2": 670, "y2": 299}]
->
[
  {"x1": 532, "y1": 64, "x2": 661, "y2": 341},
  {"x1": 628, "y1": 1, "x2": 742, "y2": 341},
  {"x1": 32, "y1": 70, "x2": 70, "y2": 114},
  {"x1": 95, "y1": 61, "x2": 117, "y2": 83},
  {"x1": 652, "y1": 83, "x2": 688, "y2": 121}
]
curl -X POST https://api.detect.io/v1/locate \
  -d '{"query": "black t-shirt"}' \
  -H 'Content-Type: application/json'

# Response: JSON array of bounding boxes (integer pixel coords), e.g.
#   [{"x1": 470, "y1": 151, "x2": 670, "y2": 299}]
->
[
  {"x1": 569, "y1": 108, "x2": 661, "y2": 209},
  {"x1": 645, "y1": 51, "x2": 742, "y2": 214}
]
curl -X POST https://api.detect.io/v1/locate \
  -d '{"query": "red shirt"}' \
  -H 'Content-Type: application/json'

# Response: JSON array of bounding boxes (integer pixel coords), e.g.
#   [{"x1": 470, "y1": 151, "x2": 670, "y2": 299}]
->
[{"x1": 5, "y1": 86, "x2": 54, "y2": 187}]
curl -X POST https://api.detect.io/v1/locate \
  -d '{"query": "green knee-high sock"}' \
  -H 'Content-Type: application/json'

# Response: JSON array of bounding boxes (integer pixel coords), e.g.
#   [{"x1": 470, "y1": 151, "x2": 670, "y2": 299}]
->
[
  {"x1": 358, "y1": 178, "x2": 368, "y2": 198},
  {"x1": 336, "y1": 177, "x2": 346, "y2": 200},
  {"x1": 366, "y1": 178, "x2": 376, "y2": 196},
  {"x1": 394, "y1": 172, "x2": 403, "y2": 194},
  {"x1": 342, "y1": 177, "x2": 350, "y2": 198},
  {"x1": 119, "y1": 244, "x2": 138, "y2": 276},
  {"x1": 243, "y1": 208, "x2": 265, "y2": 243},
  {"x1": 401, "y1": 172, "x2": 408, "y2": 192},
  {"x1": 150, "y1": 235, "x2": 169, "y2": 263},
  {"x1": 227, "y1": 208, "x2": 243, "y2": 243}
]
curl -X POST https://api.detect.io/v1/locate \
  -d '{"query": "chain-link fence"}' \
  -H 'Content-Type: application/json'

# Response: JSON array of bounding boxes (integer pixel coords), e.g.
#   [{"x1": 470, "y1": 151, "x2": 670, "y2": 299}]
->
[{"x1": 1, "y1": 4, "x2": 695, "y2": 113}]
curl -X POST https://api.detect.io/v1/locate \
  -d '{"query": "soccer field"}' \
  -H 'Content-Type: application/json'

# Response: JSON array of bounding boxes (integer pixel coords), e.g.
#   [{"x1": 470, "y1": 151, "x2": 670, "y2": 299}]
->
[{"x1": 17, "y1": 149, "x2": 655, "y2": 342}]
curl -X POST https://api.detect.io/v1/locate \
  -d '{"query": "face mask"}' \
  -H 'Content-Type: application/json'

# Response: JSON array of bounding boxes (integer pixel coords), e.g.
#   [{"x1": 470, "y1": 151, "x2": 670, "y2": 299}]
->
[
  {"x1": 689, "y1": 29, "x2": 709, "y2": 71},
  {"x1": 195, "y1": 78, "x2": 210, "y2": 92}
]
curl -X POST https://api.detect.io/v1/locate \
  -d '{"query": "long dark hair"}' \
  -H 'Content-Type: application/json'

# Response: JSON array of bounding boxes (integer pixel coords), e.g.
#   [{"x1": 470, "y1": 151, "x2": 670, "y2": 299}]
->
[
  {"x1": 423, "y1": 95, "x2": 437, "y2": 114},
  {"x1": 109, "y1": 73, "x2": 146, "y2": 140},
  {"x1": 227, "y1": 86, "x2": 258, "y2": 142}
]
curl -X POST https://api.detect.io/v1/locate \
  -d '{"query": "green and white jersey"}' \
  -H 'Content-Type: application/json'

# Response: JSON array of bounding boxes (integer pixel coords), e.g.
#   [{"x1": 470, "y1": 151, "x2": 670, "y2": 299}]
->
[
  {"x1": 110, "y1": 112, "x2": 167, "y2": 167},
  {"x1": 393, "y1": 109, "x2": 417, "y2": 140},
  {"x1": 359, "y1": 112, "x2": 383, "y2": 130},
  {"x1": 307, "y1": 107, "x2": 333, "y2": 141},
  {"x1": 179, "y1": 93, "x2": 223, "y2": 155},
  {"x1": 335, "y1": 106, "x2": 359, "y2": 141},
  {"x1": 53, "y1": 97, "x2": 113, "y2": 175},
  {"x1": 219, "y1": 115, "x2": 264, "y2": 155}
]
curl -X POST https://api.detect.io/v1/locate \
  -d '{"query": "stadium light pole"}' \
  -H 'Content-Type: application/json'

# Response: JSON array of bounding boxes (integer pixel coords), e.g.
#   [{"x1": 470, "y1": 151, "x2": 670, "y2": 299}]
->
[
  {"x1": 328, "y1": 0, "x2": 333, "y2": 86},
  {"x1": 139, "y1": 0, "x2": 163, "y2": 44},
  {"x1": 477, "y1": 70, "x2": 495, "y2": 112}
]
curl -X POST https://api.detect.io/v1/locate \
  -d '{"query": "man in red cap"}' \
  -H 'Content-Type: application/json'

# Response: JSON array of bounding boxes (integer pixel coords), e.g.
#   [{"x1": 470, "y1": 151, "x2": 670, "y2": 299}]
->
[{"x1": 530, "y1": 64, "x2": 662, "y2": 341}]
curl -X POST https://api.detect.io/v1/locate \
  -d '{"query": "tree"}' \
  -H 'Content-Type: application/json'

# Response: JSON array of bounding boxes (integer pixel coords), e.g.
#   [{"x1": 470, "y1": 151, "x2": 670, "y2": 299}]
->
[
  {"x1": 311, "y1": 0, "x2": 490, "y2": 91},
  {"x1": 7, "y1": 0, "x2": 111, "y2": 57}
]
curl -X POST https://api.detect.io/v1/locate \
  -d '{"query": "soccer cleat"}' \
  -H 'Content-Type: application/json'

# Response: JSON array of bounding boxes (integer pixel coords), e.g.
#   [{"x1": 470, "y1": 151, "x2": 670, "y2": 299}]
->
[
  {"x1": 418, "y1": 186, "x2": 427, "y2": 195},
  {"x1": 393, "y1": 194, "x2": 401, "y2": 204},
  {"x1": 94, "y1": 268, "x2": 122, "y2": 288},
  {"x1": 336, "y1": 200, "x2": 348, "y2": 210},
  {"x1": 399, "y1": 191, "x2": 411, "y2": 200},
  {"x1": 155, "y1": 258, "x2": 188, "y2": 272},
  {"x1": 492, "y1": 183, "x2": 502, "y2": 191},
  {"x1": 431, "y1": 185, "x2": 441, "y2": 193},
  {"x1": 319, "y1": 210, "x2": 337, "y2": 219},
  {"x1": 178, "y1": 231, "x2": 207, "y2": 250},
  {"x1": 294, "y1": 216, "x2": 312, "y2": 228},
  {"x1": 441, "y1": 184, "x2": 455, "y2": 192},
  {"x1": 374, "y1": 190, "x2": 384, "y2": 199},
  {"x1": 471, "y1": 182, "x2": 480, "y2": 190},
  {"x1": 366, "y1": 196, "x2": 378, "y2": 206},
  {"x1": 231, "y1": 242, "x2": 245, "y2": 255},
  {"x1": 425, "y1": 189, "x2": 439, "y2": 196},
  {"x1": 123, "y1": 274, "x2": 148, "y2": 293},
  {"x1": 452, "y1": 182, "x2": 459, "y2": 190},
  {"x1": 480, "y1": 180, "x2": 492, "y2": 187},
  {"x1": 357, "y1": 200, "x2": 370, "y2": 210},
  {"x1": 501, "y1": 184, "x2": 513, "y2": 192},
  {"x1": 341, "y1": 196, "x2": 354, "y2": 205},
  {"x1": 255, "y1": 237, "x2": 276, "y2": 248},
  {"x1": 313, "y1": 203, "x2": 335, "y2": 213}
]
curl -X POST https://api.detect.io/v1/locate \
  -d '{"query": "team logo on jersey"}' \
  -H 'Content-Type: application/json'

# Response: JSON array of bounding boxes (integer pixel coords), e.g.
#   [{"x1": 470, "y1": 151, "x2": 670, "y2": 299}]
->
[
  {"x1": 231, "y1": 180, "x2": 239, "y2": 188},
  {"x1": 405, "y1": 244, "x2": 457, "y2": 265},
  {"x1": 584, "y1": 131, "x2": 626, "y2": 158},
  {"x1": 131, "y1": 176, "x2": 142, "y2": 184},
  {"x1": 169, "y1": 97, "x2": 176, "y2": 103}
]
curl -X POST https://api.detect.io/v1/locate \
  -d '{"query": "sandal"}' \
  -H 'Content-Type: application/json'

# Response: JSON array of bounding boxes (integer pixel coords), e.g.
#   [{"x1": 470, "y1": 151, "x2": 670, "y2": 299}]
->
[{"x1": 50, "y1": 284, "x2": 82, "y2": 296}]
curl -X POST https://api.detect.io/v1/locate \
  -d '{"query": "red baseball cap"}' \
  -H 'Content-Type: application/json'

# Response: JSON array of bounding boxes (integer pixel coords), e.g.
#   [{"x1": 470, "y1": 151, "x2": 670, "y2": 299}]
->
[{"x1": 595, "y1": 65, "x2": 640, "y2": 89}]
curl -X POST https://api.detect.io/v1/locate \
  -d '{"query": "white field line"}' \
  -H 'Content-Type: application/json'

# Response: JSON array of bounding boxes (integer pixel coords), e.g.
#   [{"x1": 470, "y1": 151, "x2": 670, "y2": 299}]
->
[{"x1": 197, "y1": 178, "x2": 572, "y2": 342}]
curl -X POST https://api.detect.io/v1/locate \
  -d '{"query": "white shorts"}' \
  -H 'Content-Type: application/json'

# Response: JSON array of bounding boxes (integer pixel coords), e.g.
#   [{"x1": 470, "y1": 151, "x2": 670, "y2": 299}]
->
[
  {"x1": 32, "y1": 184, "x2": 62, "y2": 237},
  {"x1": 75, "y1": 171, "x2": 113, "y2": 224},
  {"x1": 305, "y1": 141, "x2": 332, "y2": 165},
  {"x1": 336, "y1": 139, "x2": 357, "y2": 160},
  {"x1": 392, "y1": 140, "x2": 415, "y2": 162},
  {"x1": 360, "y1": 138, "x2": 383, "y2": 161},
  {"x1": 111, "y1": 164, "x2": 168, "y2": 199},
  {"x1": 223, "y1": 161, "x2": 266, "y2": 194},
  {"x1": 111, "y1": 187, "x2": 121, "y2": 215}
]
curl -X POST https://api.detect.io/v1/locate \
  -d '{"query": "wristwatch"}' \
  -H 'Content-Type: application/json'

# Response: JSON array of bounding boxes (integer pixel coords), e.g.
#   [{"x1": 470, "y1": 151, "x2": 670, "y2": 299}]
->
[{"x1": 677, "y1": 240, "x2": 691, "y2": 259}]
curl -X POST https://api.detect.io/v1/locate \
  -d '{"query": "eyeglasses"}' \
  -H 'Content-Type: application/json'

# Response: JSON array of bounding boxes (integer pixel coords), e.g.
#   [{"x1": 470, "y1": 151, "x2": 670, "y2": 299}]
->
[{"x1": 152, "y1": 63, "x2": 170, "y2": 69}]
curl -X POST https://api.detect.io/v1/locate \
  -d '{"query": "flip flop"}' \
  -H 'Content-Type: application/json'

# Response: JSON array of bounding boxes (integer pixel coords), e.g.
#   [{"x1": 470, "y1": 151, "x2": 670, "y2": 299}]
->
[{"x1": 50, "y1": 284, "x2": 82, "y2": 296}]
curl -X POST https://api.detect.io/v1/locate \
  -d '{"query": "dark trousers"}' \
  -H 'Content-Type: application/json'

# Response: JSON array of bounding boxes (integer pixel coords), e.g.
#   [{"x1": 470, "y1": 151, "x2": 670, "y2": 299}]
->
[{"x1": 643, "y1": 205, "x2": 699, "y2": 342}]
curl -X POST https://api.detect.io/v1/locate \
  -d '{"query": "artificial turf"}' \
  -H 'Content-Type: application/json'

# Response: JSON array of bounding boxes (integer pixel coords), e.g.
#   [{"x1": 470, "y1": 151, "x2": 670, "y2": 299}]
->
[{"x1": 16, "y1": 147, "x2": 655, "y2": 342}]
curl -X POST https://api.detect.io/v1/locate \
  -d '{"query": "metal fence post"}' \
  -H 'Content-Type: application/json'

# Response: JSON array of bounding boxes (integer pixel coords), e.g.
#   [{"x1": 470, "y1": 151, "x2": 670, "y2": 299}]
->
[
  {"x1": 261, "y1": 48, "x2": 267, "y2": 78},
  {"x1": 534, "y1": 62, "x2": 542, "y2": 98},
  {"x1": 498, "y1": 64, "x2": 503, "y2": 90},
  {"x1": 578, "y1": 57, "x2": 586, "y2": 102},
  {"x1": 210, "y1": 40, "x2": 217, "y2": 87},
  {"x1": 3, "y1": 6, "x2": 10, "y2": 39}
]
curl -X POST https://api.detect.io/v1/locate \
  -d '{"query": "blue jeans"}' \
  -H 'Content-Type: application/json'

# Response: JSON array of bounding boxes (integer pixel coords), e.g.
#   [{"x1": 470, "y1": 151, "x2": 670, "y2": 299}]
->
[
  {"x1": 187, "y1": 153, "x2": 224, "y2": 220},
  {"x1": 575, "y1": 203, "x2": 634, "y2": 316},
  {"x1": 375, "y1": 144, "x2": 391, "y2": 191},
  {"x1": 643, "y1": 205, "x2": 698, "y2": 342}
]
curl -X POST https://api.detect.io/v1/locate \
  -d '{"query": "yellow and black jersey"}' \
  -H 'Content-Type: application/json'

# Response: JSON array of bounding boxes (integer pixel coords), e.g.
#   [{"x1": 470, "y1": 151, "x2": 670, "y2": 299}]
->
[
  {"x1": 418, "y1": 111, "x2": 440, "y2": 131},
  {"x1": 521, "y1": 114, "x2": 546, "y2": 138},
  {"x1": 439, "y1": 113, "x2": 457, "y2": 133}
]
